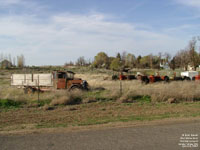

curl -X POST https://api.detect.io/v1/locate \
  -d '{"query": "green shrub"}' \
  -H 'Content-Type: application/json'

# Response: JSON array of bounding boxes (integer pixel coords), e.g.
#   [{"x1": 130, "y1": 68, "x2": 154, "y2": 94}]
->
[{"x1": 0, "y1": 99, "x2": 22, "y2": 108}]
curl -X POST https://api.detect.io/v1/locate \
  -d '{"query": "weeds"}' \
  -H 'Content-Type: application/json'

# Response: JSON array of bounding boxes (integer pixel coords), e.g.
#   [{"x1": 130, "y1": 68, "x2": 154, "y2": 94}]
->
[
  {"x1": 0, "y1": 99, "x2": 23, "y2": 109},
  {"x1": 50, "y1": 90, "x2": 83, "y2": 106},
  {"x1": 1, "y1": 69, "x2": 200, "y2": 110}
]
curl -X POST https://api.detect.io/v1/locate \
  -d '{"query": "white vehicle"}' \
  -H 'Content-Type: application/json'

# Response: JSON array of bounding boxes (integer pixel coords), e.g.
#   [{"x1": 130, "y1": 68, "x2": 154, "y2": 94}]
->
[{"x1": 180, "y1": 71, "x2": 199, "y2": 80}]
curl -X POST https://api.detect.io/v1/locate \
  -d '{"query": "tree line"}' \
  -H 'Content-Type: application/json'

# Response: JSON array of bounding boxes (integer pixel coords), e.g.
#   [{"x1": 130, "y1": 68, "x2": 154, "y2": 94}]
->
[
  {"x1": 0, "y1": 53, "x2": 25, "y2": 68},
  {"x1": 65, "y1": 37, "x2": 200, "y2": 71}
]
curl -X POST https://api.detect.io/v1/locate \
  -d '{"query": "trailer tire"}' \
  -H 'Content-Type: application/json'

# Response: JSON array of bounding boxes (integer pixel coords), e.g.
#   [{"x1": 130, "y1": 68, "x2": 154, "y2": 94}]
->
[{"x1": 24, "y1": 87, "x2": 28, "y2": 94}]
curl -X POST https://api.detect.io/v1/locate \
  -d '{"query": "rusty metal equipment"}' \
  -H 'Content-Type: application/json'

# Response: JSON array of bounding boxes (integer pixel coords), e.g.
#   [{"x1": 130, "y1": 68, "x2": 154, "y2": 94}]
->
[
  {"x1": 112, "y1": 73, "x2": 136, "y2": 81},
  {"x1": 137, "y1": 75, "x2": 169, "y2": 84}
]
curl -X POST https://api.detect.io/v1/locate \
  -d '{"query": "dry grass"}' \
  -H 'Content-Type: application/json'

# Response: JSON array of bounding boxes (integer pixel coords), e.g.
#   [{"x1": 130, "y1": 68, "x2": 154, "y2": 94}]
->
[
  {"x1": 1, "y1": 70, "x2": 200, "y2": 131},
  {"x1": 77, "y1": 73, "x2": 200, "y2": 102},
  {"x1": 50, "y1": 90, "x2": 83, "y2": 106},
  {"x1": 0, "y1": 72, "x2": 200, "y2": 109},
  {"x1": 1, "y1": 101, "x2": 200, "y2": 132}
]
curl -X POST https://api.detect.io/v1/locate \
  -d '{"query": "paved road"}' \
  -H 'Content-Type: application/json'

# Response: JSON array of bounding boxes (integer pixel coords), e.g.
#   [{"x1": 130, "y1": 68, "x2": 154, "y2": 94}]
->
[{"x1": 0, "y1": 121, "x2": 199, "y2": 150}]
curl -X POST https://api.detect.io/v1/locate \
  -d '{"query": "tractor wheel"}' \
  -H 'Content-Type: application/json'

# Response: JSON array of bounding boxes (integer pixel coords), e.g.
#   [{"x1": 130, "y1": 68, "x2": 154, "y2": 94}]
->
[
  {"x1": 69, "y1": 85, "x2": 82, "y2": 91},
  {"x1": 112, "y1": 75, "x2": 118, "y2": 80},
  {"x1": 183, "y1": 76, "x2": 191, "y2": 81},
  {"x1": 185, "y1": 77, "x2": 191, "y2": 81},
  {"x1": 82, "y1": 80, "x2": 89, "y2": 91},
  {"x1": 164, "y1": 76, "x2": 169, "y2": 82},
  {"x1": 142, "y1": 77, "x2": 149, "y2": 84}
]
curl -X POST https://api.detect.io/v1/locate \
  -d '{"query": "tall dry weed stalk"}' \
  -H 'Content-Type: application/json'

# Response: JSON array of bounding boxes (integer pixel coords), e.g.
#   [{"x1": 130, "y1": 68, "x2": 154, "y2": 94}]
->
[{"x1": 50, "y1": 90, "x2": 83, "y2": 106}]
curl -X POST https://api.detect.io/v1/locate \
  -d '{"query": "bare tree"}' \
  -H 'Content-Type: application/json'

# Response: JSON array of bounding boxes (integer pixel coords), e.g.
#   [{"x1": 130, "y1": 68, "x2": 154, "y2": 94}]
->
[
  {"x1": 8, "y1": 54, "x2": 12, "y2": 64},
  {"x1": 17, "y1": 54, "x2": 25, "y2": 68},
  {"x1": 148, "y1": 54, "x2": 153, "y2": 69},
  {"x1": 163, "y1": 52, "x2": 171, "y2": 63},
  {"x1": 121, "y1": 51, "x2": 127, "y2": 66},
  {"x1": 13, "y1": 57, "x2": 16, "y2": 66},
  {"x1": 64, "y1": 61, "x2": 74, "y2": 66},
  {"x1": 174, "y1": 50, "x2": 190, "y2": 70},
  {"x1": 76, "y1": 56, "x2": 87, "y2": 66},
  {"x1": 188, "y1": 37, "x2": 200, "y2": 70}
]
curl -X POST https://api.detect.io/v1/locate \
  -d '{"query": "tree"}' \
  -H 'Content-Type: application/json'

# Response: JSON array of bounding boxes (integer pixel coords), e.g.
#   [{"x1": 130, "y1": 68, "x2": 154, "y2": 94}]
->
[
  {"x1": 136, "y1": 55, "x2": 142, "y2": 68},
  {"x1": 13, "y1": 57, "x2": 16, "y2": 66},
  {"x1": 64, "y1": 61, "x2": 74, "y2": 66},
  {"x1": 110, "y1": 58, "x2": 121, "y2": 71},
  {"x1": 76, "y1": 56, "x2": 86, "y2": 66},
  {"x1": 152, "y1": 55, "x2": 160, "y2": 69},
  {"x1": 173, "y1": 50, "x2": 190, "y2": 70},
  {"x1": 125, "y1": 53, "x2": 135, "y2": 68},
  {"x1": 17, "y1": 54, "x2": 25, "y2": 68},
  {"x1": 93, "y1": 52, "x2": 109, "y2": 68},
  {"x1": 163, "y1": 52, "x2": 171, "y2": 63},
  {"x1": 148, "y1": 54, "x2": 153, "y2": 69},
  {"x1": 8, "y1": 54, "x2": 12, "y2": 64},
  {"x1": 169, "y1": 57, "x2": 176, "y2": 70},
  {"x1": 140, "y1": 55, "x2": 151, "y2": 68},
  {"x1": 121, "y1": 51, "x2": 127, "y2": 66},
  {"x1": 116, "y1": 53, "x2": 121, "y2": 61},
  {"x1": 188, "y1": 38, "x2": 200, "y2": 70}
]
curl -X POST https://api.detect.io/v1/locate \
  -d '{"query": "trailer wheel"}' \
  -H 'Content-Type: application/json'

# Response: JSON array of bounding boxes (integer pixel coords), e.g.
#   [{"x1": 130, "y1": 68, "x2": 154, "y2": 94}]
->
[
  {"x1": 185, "y1": 77, "x2": 191, "y2": 81},
  {"x1": 24, "y1": 87, "x2": 28, "y2": 94}
]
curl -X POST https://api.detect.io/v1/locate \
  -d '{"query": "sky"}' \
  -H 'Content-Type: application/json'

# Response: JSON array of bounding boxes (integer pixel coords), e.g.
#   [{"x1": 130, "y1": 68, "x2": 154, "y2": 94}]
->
[{"x1": 0, "y1": 0, "x2": 200, "y2": 66}]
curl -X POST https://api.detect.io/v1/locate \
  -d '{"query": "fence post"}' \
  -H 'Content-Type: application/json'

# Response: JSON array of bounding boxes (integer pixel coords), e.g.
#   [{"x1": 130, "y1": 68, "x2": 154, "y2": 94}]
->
[
  {"x1": 38, "y1": 75, "x2": 40, "y2": 103},
  {"x1": 120, "y1": 80, "x2": 122, "y2": 95}
]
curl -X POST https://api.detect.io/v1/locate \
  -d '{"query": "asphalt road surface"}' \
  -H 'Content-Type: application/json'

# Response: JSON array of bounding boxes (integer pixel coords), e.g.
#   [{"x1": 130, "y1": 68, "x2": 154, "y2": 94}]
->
[{"x1": 0, "y1": 121, "x2": 199, "y2": 150}]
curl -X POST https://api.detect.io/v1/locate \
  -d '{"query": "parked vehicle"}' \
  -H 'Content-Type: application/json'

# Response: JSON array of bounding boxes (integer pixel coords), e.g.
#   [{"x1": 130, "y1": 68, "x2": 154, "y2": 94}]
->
[
  {"x1": 137, "y1": 75, "x2": 169, "y2": 84},
  {"x1": 112, "y1": 74, "x2": 136, "y2": 80},
  {"x1": 181, "y1": 71, "x2": 198, "y2": 80},
  {"x1": 192, "y1": 75, "x2": 200, "y2": 81},
  {"x1": 11, "y1": 71, "x2": 88, "y2": 93}
]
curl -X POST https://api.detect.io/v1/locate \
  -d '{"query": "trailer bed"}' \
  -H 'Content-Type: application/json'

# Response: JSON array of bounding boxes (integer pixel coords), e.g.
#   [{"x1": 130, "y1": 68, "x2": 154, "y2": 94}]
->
[{"x1": 11, "y1": 74, "x2": 54, "y2": 87}]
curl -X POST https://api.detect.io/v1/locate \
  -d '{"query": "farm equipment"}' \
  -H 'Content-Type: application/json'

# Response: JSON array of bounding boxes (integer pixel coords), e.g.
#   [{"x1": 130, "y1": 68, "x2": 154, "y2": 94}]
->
[
  {"x1": 180, "y1": 71, "x2": 198, "y2": 81},
  {"x1": 112, "y1": 74, "x2": 136, "y2": 80},
  {"x1": 137, "y1": 75, "x2": 169, "y2": 84},
  {"x1": 11, "y1": 71, "x2": 88, "y2": 93},
  {"x1": 112, "y1": 72, "x2": 169, "y2": 84},
  {"x1": 192, "y1": 75, "x2": 200, "y2": 81}
]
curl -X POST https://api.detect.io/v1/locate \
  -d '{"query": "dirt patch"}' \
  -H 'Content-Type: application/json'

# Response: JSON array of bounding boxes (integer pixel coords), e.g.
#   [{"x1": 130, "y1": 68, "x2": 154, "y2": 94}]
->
[
  {"x1": 1, "y1": 102, "x2": 200, "y2": 135},
  {"x1": 1, "y1": 117, "x2": 200, "y2": 135}
]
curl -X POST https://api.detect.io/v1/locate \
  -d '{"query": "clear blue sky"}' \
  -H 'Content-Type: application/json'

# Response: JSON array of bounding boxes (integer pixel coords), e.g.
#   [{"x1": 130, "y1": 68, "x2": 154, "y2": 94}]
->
[{"x1": 0, "y1": 0, "x2": 200, "y2": 65}]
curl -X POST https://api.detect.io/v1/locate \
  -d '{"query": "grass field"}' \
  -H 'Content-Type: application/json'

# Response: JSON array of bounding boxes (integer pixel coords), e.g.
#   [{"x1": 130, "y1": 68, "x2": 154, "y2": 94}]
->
[{"x1": 0, "y1": 67, "x2": 200, "y2": 132}]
